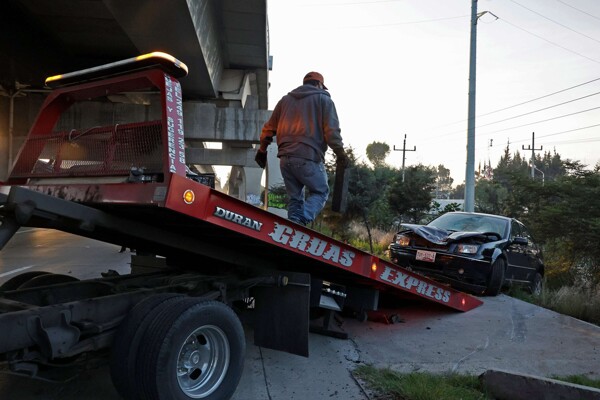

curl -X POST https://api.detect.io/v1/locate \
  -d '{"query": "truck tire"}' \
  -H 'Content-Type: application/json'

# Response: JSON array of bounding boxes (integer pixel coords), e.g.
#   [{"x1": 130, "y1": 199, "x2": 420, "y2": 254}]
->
[
  {"x1": 136, "y1": 298, "x2": 245, "y2": 400},
  {"x1": 0, "y1": 271, "x2": 52, "y2": 291},
  {"x1": 110, "y1": 293, "x2": 185, "y2": 399},
  {"x1": 18, "y1": 273, "x2": 79, "y2": 288},
  {"x1": 485, "y1": 258, "x2": 505, "y2": 296}
]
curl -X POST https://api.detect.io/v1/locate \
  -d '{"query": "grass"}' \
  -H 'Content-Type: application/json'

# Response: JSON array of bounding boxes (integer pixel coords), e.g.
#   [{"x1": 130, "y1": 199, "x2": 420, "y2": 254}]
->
[
  {"x1": 554, "y1": 375, "x2": 600, "y2": 390},
  {"x1": 353, "y1": 365, "x2": 600, "y2": 400},
  {"x1": 353, "y1": 366, "x2": 491, "y2": 400},
  {"x1": 508, "y1": 280, "x2": 600, "y2": 327}
]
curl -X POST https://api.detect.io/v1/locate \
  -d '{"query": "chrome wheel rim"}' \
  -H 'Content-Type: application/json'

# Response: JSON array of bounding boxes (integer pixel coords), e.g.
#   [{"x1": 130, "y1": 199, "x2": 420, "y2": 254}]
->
[{"x1": 176, "y1": 325, "x2": 230, "y2": 398}]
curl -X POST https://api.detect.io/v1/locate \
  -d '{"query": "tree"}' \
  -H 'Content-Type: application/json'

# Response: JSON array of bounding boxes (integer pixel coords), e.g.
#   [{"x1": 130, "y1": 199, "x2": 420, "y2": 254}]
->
[
  {"x1": 450, "y1": 183, "x2": 465, "y2": 200},
  {"x1": 365, "y1": 141, "x2": 390, "y2": 167},
  {"x1": 475, "y1": 179, "x2": 508, "y2": 215},
  {"x1": 536, "y1": 149, "x2": 566, "y2": 181},
  {"x1": 494, "y1": 144, "x2": 529, "y2": 188},
  {"x1": 435, "y1": 164, "x2": 454, "y2": 199},
  {"x1": 387, "y1": 164, "x2": 436, "y2": 224}
]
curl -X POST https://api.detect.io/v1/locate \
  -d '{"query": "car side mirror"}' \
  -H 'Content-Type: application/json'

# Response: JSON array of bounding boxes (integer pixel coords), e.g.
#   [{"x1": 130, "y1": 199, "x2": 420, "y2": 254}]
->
[{"x1": 513, "y1": 237, "x2": 528, "y2": 246}]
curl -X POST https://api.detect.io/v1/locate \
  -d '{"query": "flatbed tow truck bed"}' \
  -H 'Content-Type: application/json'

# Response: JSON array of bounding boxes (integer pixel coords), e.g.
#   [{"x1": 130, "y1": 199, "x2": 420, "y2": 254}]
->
[{"x1": 0, "y1": 53, "x2": 482, "y2": 400}]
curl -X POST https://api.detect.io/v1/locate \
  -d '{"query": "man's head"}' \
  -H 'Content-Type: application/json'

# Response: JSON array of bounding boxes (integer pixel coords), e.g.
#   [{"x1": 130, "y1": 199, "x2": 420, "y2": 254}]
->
[{"x1": 303, "y1": 71, "x2": 328, "y2": 90}]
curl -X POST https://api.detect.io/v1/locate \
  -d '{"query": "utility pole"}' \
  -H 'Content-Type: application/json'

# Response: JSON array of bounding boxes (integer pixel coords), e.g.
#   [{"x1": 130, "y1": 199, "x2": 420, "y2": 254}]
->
[
  {"x1": 522, "y1": 132, "x2": 543, "y2": 179},
  {"x1": 464, "y1": 1, "x2": 497, "y2": 212},
  {"x1": 464, "y1": 0, "x2": 479, "y2": 213},
  {"x1": 393, "y1": 134, "x2": 416, "y2": 182}
]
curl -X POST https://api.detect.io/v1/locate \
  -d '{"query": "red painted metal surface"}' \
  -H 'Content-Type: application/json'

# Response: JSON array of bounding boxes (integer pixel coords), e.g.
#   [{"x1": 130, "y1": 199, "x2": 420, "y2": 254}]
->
[
  {"x1": 6, "y1": 69, "x2": 182, "y2": 190},
  {"x1": 165, "y1": 173, "x2": 483, "y2": 312}
]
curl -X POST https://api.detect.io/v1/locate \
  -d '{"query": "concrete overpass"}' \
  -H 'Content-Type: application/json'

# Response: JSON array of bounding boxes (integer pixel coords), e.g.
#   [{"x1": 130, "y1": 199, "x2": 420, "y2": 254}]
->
[{"x1": 0, "y1": 0, "x2": 282, "y2": 204}]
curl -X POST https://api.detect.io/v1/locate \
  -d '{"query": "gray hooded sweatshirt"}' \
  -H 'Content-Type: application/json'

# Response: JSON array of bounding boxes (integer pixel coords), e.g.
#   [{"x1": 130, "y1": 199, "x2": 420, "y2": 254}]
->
[{"x1": 260, "y1": 84, "x2": 344, "y2": 162}]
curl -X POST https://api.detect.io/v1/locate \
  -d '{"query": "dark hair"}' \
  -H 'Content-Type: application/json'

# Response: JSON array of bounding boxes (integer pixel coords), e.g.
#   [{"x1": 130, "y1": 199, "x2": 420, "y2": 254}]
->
[{"x1": 304, "y1": 79, "x2": 320, "y2": 87}]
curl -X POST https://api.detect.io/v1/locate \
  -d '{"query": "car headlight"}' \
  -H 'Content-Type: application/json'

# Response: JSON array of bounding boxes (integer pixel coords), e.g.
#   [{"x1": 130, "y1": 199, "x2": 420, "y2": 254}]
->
[
  {"x1": 457, "y1": 244, "x2": 479, "y2": 254},
  {"x1": 395, "y1": 234, "x2": 410, "y2": 246}
]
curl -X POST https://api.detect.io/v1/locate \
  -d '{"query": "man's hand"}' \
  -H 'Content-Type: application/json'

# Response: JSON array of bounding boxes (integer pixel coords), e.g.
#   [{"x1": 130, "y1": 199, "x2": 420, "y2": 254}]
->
[
  {"x1": 255, "y1": 150, "x2": 267, "y2": 169},
  {"x1": 334, "y1": 149, "x2": 349, "y2": 168}
]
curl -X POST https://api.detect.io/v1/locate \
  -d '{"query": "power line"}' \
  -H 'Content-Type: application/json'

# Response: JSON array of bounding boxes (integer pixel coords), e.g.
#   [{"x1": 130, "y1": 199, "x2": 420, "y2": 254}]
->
[
  {"x1": 477, "y1": 77, "x2": 600, "y2": 119},
  {"x1": 509, "y1": 0, "x2": 600, "y2": 45},
  {"x1": 545, "y1": 137, "x2": 600, "y2": 145},
  {"x1": 527, "y1": 122, "x2": 600, "y2": 141},
  {"x1": 476, "y1": 91, "x2": 600, "y2": 129},
  {"x1": 429, "y1": 91, "x2": 600, "y2": 140},
  {"x1": 335, "y1": 15, "x2": 469, "y2": 29},
  {"x1": 555, "y1": 0, "x2": 600, "y2": 22},
  {"x1": 499, "y1": 18, "x2": 600, "y2": 64},
  {"x1": 420, "y1": 76, "x2": 600, "y2": 132},
  {"x1": 477, "y1": 106, "x2": 600, "y2": 137},
  {"x1": 300, "y1": 0, "x2": 406, "y2": 6},
  {"x1": 475, "y1": 123, "x2": 600, "y2": 149}
]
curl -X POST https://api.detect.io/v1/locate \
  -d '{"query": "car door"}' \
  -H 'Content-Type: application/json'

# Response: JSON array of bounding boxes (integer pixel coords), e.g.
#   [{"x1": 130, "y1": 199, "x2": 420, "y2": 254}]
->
[
  {"x1": 504, "y1": 220, "x2": 528, "y2": 281},
  {"x1": 519, "y1": 223, "x2": 541, "y2": 281}
]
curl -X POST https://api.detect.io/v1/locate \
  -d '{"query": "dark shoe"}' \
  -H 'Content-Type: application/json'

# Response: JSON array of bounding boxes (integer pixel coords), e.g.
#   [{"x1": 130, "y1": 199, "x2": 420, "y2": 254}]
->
[{"x1": 288, "y1": 218, "x2": 306, "y2": 226}]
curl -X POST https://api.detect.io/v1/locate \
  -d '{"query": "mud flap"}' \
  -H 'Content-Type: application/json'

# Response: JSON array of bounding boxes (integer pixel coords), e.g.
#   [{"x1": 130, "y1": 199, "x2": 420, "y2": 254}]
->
[{"x1": 253, "y1": 272, "x2": 310, "y2": 357}]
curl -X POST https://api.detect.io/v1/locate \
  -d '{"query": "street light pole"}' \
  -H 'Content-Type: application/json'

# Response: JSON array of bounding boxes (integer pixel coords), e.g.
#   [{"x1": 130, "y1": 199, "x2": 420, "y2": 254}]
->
[
  {"x1": 464, "y1": 0, "x2": 478, "y2": 213},
  {"x1": 464, "y1": 1, "x2": 496, "y2": 212}
]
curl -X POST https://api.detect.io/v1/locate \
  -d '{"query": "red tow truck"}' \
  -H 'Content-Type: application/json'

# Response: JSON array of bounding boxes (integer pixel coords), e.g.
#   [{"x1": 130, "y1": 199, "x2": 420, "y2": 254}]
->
[{"x1": 0, "y1": 53, "x2": 482, "y2": 400}]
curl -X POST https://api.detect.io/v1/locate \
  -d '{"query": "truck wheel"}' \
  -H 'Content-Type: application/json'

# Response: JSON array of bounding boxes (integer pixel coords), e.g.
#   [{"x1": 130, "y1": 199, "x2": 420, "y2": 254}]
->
[
  {"x1": 110, "y1": 293, "x2": 185, "y2": 400},
  {"x1": 136, "y1": 299, "x2": 245, "y2": 400},
  {"x1": 18, "y1": 273, "x2": 79, "y2": 288},
  {"x1": 485, "y1": 258, "x2": 505, "y2": 296},
  {"x1": 0, "y1": 271, "x2": 51, "y2": 291}
]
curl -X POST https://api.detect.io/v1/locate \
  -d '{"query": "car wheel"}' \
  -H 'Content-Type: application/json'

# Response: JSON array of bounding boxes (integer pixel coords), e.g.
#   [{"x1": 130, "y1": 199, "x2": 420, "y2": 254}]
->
[
  {"x1": 136, "y1": 298, "x2": 245, "y2": 400},
  {"x1": 485, "y1": 258, "x2": 506, "y2": 296},
  {"x1": 529, "y1": 272, "x2": 543, "y2": 296}
]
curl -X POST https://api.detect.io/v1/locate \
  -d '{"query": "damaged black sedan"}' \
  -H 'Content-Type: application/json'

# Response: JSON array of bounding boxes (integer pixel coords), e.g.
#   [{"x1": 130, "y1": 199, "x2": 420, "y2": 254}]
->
[{"x1": 388, "y1": 212, "x2": 544, "y2": 296}]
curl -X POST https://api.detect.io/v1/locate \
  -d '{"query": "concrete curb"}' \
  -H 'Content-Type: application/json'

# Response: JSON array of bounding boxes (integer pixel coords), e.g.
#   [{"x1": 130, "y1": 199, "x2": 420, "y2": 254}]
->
[{"x1": 480, "y1": 369, "x2": 600, "y2": 400}]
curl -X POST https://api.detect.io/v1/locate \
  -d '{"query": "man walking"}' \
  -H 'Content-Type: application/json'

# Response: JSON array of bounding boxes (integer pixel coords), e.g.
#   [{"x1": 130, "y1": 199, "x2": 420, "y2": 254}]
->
[{"x1": 255, "y1": 72, "x2": 348, "y2": 225}]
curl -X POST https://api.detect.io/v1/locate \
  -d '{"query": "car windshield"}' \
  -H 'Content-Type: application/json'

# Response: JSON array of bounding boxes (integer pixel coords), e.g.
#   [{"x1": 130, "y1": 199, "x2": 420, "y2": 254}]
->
[{"x1": 427, "y1": 213, "x2": 508, "y2": 238}]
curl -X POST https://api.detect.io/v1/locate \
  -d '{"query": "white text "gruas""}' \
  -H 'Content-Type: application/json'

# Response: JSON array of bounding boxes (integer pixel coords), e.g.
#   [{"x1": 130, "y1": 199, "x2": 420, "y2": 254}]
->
[{"x1": 268, "y1": 223, "x2": 355, "y2": 267}]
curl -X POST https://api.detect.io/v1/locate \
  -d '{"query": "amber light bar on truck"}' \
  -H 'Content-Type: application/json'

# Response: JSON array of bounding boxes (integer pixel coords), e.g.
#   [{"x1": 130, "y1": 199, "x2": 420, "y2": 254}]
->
[{"x1": 44, "y1": 51, "x2": 189, "y2": 88}]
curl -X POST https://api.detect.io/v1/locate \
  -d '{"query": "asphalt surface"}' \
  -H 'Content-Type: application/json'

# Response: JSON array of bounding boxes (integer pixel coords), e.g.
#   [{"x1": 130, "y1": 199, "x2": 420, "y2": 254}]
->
[{"x1": 1, "y1": 229, "x2": 599, "y2": 399}]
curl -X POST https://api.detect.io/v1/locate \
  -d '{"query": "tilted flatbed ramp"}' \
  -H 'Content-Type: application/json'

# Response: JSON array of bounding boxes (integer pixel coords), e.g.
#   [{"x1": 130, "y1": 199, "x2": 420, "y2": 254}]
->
[{"x1": 0, "y1": 176, "x2": 482, "y2": 312}]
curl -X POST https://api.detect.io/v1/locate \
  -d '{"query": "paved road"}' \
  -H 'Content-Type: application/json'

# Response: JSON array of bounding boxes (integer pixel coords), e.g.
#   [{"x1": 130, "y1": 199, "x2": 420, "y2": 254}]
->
[{"x1": 1, "y1": 229, "x2": 599, "y2": 399}]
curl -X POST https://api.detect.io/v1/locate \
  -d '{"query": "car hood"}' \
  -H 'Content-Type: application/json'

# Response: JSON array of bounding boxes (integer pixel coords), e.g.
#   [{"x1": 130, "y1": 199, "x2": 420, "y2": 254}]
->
[{"x1": 400, "y1": 224, "x2": 496, "y2": 245}]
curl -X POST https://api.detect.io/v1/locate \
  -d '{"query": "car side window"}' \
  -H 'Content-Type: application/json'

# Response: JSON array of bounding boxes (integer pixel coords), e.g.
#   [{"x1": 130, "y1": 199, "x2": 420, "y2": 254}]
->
[
  {"x1": 510, "y1": 220, "x2": 522, "y2": 241},
  {"x1": 520, "y1": 224, "x2": 534, "y2": 246}
]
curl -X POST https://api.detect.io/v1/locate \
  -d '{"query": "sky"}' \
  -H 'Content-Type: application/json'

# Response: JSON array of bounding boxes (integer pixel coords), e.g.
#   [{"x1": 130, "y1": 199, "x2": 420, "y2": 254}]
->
[{"x1": 265, "y1": 0, "x2": 600, "y2": 185}]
